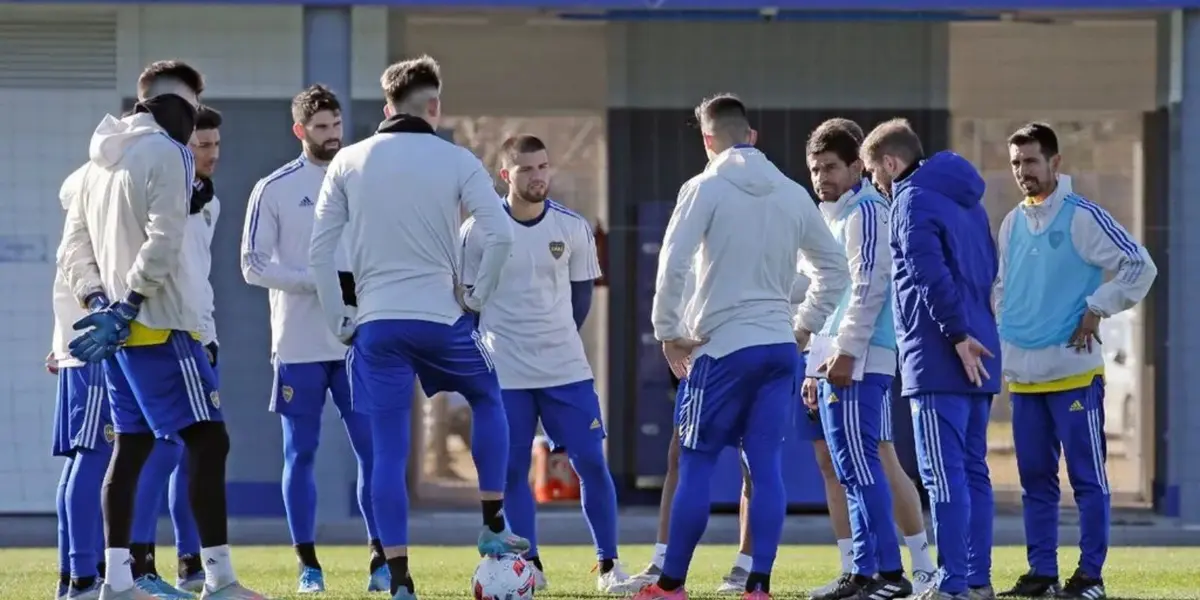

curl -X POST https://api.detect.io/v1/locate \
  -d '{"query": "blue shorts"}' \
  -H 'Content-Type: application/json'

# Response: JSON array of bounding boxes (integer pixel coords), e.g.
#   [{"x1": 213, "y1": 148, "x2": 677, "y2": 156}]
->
[
  {"x1": 675, "y1": 343, "x2": 799, "y2": 453},
  {"x1": 270, "y1": 359, "x2": 352, "y2": 417},
  {"x1": 349, "y1": 316, "x2": 499, "y2": 415},
  {"x1": 879, "y1": 383, "x2": 894, "y2": 443},
  {"x1": 107, "y1": 331, "x2": 222, "y2": 438},
  {"x1": 503, "y1": 379, "x2": 604, "y2": 451},
  {"x1": 52, "y1": 364, "x2": 114, "y2": 456}
]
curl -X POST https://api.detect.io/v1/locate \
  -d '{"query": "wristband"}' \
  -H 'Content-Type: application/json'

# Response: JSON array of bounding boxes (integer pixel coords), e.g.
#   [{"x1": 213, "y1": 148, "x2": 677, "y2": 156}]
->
[
  {"x1": 124, "y1": 291, "x2": 146, "y2": 307},
  {"x1": 84, "y1": 292, "x2": 109, "y2": 311}
]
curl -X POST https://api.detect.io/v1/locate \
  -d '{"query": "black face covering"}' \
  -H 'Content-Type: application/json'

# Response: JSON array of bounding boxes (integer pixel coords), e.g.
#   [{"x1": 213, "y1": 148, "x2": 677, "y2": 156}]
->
[
  {"x1": 133, "y1": 94, "x2": 196, "y2": 145},
  {"x1": 190, "y1": 175, "x2": 214, "y2": 215}
]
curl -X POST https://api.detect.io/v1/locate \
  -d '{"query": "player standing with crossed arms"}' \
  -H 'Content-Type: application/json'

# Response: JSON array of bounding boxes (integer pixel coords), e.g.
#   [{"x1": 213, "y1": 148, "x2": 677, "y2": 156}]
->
[
  {"x1": 309, "y1": 55, "x2": 527, "y2": 600},
  {"x1": 241, "y1": 84, "x2": 387, "y2": 594},
  {"x1": 635, "y1": 93, "x2": 849, "y2": 600},
  {"x1": 461, "y1": 134, "x2": 641, "y2": 595}
]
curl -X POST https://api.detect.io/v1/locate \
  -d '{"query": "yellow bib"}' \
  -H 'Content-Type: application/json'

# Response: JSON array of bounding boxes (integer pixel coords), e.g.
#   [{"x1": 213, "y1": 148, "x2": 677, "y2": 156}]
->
[
  {"x1": 1008, "y1": 367, "x2": 1104, "y2": 394},
  {"x1": 124, "y1": 322, "x2": 201, "y2": 347}
]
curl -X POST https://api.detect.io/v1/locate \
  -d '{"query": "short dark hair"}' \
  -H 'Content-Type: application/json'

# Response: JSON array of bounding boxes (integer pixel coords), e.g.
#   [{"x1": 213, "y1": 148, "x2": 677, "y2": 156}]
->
[
  {"x1": 500, "y1": 135, "x2": 547, "y2": 165},
  {"x1": 137, "y1": 60, "x2": 204, "y2": 100},
  {"x1": 1007, "y1": 122, "x2": 1059, "y2": 158},
  {"x1": 861, "y1": 118, "x2": 924, "y2": 165},
  {"x1": 380, "y1": 55, "x2": 442, "y2": 106},
  {"x1": 807, "y1": 119, "x2": 862, "y2": 166},
  {"x1": 291, "y1": 84, "x2": 341, "y2": 125},
  {"x1": 195, "y1": 105, "x2": 222, "y2": 130},
  {"x1": 694, "y1": 93, "x2": 748, "y2": 130},
  {"x1": 820, "y1": 118, "x2": 864, "y2": 144}
]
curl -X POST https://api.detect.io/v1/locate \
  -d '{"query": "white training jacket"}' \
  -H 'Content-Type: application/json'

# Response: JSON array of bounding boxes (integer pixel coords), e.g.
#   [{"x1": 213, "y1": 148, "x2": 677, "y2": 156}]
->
[
  {"x1": 652, "y1": 146, "x2": 849, "y2": 360},
  {"x1": 241, "y1": 156, "x2": 350, "y2": 364},
  {"x1": 995, "y1": 174, "x2": 1158, "y2": 384},
  {"x1": 187, "y1": 186, "x2": 220, "y2": 345},
  {"x1": 57, "y1": 113, "x2": 200, "y2": 333},
  {"x1": 310, "y1": 122, "x2": 513, "y2": 338},
  {"x1": 51, "y1": 167, "x2": 90, "y2": 369}
]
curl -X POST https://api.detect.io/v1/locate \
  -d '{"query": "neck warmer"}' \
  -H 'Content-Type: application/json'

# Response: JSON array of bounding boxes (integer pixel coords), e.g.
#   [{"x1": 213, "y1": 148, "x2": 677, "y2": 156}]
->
[{"x1": 133, "y1": 94, "x2": 196, "y2": 145}]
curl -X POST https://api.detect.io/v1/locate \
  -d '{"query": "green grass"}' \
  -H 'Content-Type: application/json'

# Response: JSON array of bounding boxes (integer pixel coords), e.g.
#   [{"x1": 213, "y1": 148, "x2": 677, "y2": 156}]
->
[{"x1": 2, "y1": 545, "x2": 1197, "y2": 599}]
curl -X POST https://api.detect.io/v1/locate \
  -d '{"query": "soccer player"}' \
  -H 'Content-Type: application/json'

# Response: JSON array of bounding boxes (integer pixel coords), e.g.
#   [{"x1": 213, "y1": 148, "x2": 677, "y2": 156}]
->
[
  {"x1": 240, "y1": 84, "x2": 387, "y2": 594},
  {"x1": 995, "y1": 124, "x2": 1156, "y2": 600},
  {"x1": 460, "y1": 134, "x2": 639, "y2": 594},
  {"x1": 52, "y1": 165, "x2": 111, "y2": 600},
  {"x1": 863, "y1": 118, "x2": 999, "y2": 600},
  {"x1": 802, "y1": 118, "x2": 937, "y2": 599},
  {"x1": 634, "y1": 93, "x2": 850, "y2": 600},
  {"x1": 58, "y1": 60, "x2": 265, "y2": 600},
  {"x1": 802, "y1": 119, "x2": 913, "y2": 600},
  {"x1": 308, "y1": 55, "x2": 526, "y2": 600},
  {"x1": 128, "y1": 104, "x2": 222, "y2": 600}
]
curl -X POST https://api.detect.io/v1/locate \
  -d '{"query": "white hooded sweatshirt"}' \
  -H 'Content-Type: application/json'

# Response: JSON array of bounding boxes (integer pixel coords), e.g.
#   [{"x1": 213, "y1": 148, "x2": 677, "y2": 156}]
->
[{"x1": 57, "y1": 112, "x2": 199, "y2": 334}]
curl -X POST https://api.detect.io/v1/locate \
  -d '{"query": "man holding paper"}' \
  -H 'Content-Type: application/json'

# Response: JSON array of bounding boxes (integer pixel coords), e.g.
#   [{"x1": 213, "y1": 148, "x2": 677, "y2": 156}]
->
[{"x1": 802, "y1": 119, "x2": 912, "y2": 599}]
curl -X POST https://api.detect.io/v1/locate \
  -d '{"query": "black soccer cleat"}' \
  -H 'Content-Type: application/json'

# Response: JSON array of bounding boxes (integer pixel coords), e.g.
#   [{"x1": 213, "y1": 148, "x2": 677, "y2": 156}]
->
[
  {"x1": 811, "y1": 573, "x2": 871, "y2": 600},
  {"x1": 860, "y1": 574, "x2": 913, "y2": 599},
  {"x1": 998, "y1": 571, "x2": 1062, "y2": 597},
  {"x1": 1056, "y1": 569, "x2": 1105, "y2": 599}
]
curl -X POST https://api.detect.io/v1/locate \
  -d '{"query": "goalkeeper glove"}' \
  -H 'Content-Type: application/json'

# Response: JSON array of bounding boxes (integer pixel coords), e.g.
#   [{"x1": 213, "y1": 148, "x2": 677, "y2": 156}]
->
[{"x1": 69, "y1": 292, "x2": 142, "y2": 363}]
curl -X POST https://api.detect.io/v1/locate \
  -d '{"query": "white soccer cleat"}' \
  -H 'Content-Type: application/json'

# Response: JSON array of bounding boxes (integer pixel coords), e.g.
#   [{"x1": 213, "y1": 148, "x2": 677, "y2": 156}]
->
[
  {"x1": 529, "y1": 563, "x2": 549, "y2": 592},
  {"x1": 631, "y1": 563, "x2": 662, "y2": 587},
  {"x1": 715, "y1": 565, "x2": 749, "y2": 595},
  {"x1": 597, "y1": 562, "x2": 649, "y2": 595},
  {"x1": 913, "y1": 570, "x2": 940, "y2": 595}
]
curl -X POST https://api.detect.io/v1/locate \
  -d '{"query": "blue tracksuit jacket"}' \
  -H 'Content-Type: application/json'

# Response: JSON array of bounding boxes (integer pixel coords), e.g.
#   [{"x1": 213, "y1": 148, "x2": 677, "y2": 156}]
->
[{"x1": 889, "y1": 151, "x2": 1001, "y2": 397}]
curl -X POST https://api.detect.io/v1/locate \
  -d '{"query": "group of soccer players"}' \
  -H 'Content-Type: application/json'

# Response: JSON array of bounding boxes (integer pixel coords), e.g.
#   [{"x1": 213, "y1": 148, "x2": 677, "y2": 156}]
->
[{"x1": 46, "y1": 51, "x2": 1155, "y2": 600}]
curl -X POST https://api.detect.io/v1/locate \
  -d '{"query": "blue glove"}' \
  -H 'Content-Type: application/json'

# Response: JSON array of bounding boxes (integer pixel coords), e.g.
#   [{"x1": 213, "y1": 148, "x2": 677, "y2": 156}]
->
[{"x1": 69, "y1": 294, "x2": 141, "y2": 363}]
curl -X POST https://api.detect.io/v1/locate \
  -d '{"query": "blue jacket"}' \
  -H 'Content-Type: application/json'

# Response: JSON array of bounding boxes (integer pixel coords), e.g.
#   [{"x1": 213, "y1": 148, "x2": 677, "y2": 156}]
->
[{"x1": 890, "y1": 151, "x2": 1001, "y2": 396}]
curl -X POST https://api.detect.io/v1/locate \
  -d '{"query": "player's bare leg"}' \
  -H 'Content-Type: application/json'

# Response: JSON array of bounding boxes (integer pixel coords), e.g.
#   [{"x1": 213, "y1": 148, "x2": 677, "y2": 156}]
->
[
  {"x1": 882, "y1": 441, "x2": 938, "y2": 592},
  {"x1": 808, "y1": 440, "x2": 855, "y2": 599},
  {"x1": 635, "y1": 428, "x2": 681, "y2": 584}
]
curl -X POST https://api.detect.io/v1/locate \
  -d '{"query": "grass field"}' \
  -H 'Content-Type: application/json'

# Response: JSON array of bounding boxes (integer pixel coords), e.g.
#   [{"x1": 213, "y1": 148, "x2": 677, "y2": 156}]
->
[{"x1": 2, "y1": 545, "x2": 1197, "y2": 599}]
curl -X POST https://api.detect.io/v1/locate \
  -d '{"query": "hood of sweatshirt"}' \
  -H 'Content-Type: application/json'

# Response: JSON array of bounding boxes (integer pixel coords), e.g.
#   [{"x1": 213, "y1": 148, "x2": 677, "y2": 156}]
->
[
  {"x1": 706, "y1": 146, "x2": 786, "y2": 198},
  {"x1": 88, "y1": 112, "x2": 165, "y2": 168}
]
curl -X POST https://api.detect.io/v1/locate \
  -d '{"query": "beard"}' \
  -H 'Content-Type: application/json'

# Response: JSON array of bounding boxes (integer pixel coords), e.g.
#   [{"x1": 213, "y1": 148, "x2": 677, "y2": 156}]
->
[
  {"x1": 306, "y1": 138, "x2": 341, "y2": 162},
  {"x1": 516, "y1": 184, "x2": 548, "y2": 204}
]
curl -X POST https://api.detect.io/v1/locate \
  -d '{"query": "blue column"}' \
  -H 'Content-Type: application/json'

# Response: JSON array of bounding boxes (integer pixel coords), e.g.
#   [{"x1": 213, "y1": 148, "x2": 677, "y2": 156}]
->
[
  {"x1": 1165, "y1": 9, "x2": 1200, "y2": 526},
  {"x1": 302, "y1": 5, "x2": 355, "y2": 522},
  {"x1": 304, "y1": 6, "x2": 353, "y2": 137}
]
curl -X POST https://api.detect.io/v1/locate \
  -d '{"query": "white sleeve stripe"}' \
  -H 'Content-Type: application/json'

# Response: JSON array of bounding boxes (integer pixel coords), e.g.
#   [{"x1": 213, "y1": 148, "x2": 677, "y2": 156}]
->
[
  {"x1": 853, "y1": 201, "x2": 877, "y2": 303},
  {"x1": 1073, "y1": 195, "x2": 1146, "y2": 284}
]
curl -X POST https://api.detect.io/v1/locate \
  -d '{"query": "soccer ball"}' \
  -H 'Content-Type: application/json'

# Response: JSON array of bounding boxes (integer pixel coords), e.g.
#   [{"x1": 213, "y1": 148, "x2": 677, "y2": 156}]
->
[{"x1": 471, "y1": 553, "x2": 536, "y2": 599}]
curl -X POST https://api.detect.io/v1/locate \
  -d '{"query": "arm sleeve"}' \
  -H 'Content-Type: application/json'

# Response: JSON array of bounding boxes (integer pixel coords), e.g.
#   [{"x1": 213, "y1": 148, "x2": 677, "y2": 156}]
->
[
  {"x1": 900, "y1": 192, "x2": 970, "y2": 342},
  {"x1": 198, "y1": 201, "x2": 220, "y2": 344},
  {"x1": 833, "y1": 203, "x2": 892, "y2": 359},
  {"x1": 459, "y1": 217, "x2": 483, "y2": 287},
  {"x1": 570, "y1": 280, "x2": 594, "y2": 329},
  {"x1": 789, "y1": 268, "x2": 811, "y2": 306},
  {"x1": 652, "y1": 180, "x2": 712, "y2": 342},
  {"x1": 57, "y1": 178, "x2": 105, "y2": 304},
  {"x1": 1072, "y1": 201, "x2": 1158, "y2": 317},
  {"x1": 126, "y1": 142, "x2": 193, "y2": 298},
  {"x1": 793, "y1": 194, "x2": 850, "y2": 335},
  {"x1": 458, "y1": 155, "x2": 513, "y2": 310},
  {"x1": 310, "y1": 160, "x2": 352, "y2": 337},
  {"x1": 240, "y1": 178, "x2": 316, "y2": 293},
  {"x1": 569, "y1": 219, "x2": 603, "y2": 282},
  {"x1": 993, "y1": 210, "x2": 1015, "y2": 324}
]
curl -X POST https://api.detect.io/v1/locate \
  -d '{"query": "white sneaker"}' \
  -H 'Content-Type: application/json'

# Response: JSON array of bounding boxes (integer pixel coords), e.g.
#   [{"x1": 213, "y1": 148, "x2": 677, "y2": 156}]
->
[
  {"x1": 598, "y1": 562, "x2": 649, "y2": 595},
  {"x1": 913, "y1": 570, "x2": 940, "y2": 595},
  {"x1": 715, "y1": 566, "x2": 749, "y2": 594},
  {"x1": 631, "y1": 563, "x2": 662, "y2": 586},
  {"x1": 529, "y1": 563, "x2": 549, "y2": 592}
]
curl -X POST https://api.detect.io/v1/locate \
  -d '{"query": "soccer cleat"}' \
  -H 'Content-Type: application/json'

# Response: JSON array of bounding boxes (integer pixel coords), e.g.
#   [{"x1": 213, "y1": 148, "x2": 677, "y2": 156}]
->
[
  {"x1": 597, "y1": 562, "x2": 647, "y2": 594},
  {"x1": 296, "y1": 567, "x2": 325, "y2": 593},
  {"x1": 177, "y1": 573, "x2": 204, "y2": 595},
  {"x1": 98, "y1": 584, "x2": 158, "y2": 600},
  {"x1": 810, "y1": 573, "x2": 867, "y2": 600},
  {"x1": 134, "y1": 574, "x2": 195, "y2": 599},
  {"x1": 198, "y1": 582, "x2": 270, "y2": 599},
  {"x1": 476, "y1": 526, "x2": 531, "y2": 557},
  {"x1": 716, "y1": 566, "x2": 749, "y2": 595},
  {"x1": 910, "y1": 589, "x2": 969, "y2": 600},
  {"x1": 913, "y1": 570, "x2": 939, "y2": 595},
  {"x1": 998, "y1": 572, "x2": 1061, "y2": 597},
  {"x1": 1055, "y1": 570, "x2": 1104, "y2": 599},
  {"x1": 367, "y1": 565, "x2": 391, "y2": 593},
  {"x1": 632, "y1": 583, "x2": 689, "y2": 600},
  {"x1": 632, "y1": 563, "x2": 663, "y2": 586},
  {"x1": 808, "y1": 574, "x2": 850, "y2": 599},
  {"x1": 67, "y1": 581, "x2": 103, "y2": 600},
  {"x1": 527, "y1": 563, "x2": 549, "y2": 591},
  {"x1": 743, "y1": 590, "x2": 773, "y2": 600},
  {"x1": 968, "y1": 585, "x2": 997, "y2": 600},
  {"x1": 389, "y1": 588, "x2": 419, "y2": 600},
  {"x1": 59, "y1": 582, "x2": 70, "y2": 600},
  {"x1": 862, "y1": 575, "x2": 914, "y2": 600}
]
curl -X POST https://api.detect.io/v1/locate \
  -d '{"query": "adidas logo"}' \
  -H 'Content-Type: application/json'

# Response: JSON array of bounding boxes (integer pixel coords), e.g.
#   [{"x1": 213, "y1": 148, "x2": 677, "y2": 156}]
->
[
  {"x1": 300, "y1": 196, "x2": 314, "y2": 207},
  {"x1": 1070, "y1": 400, "x2": 1084, "y2": 412},
  {"x1": 590, "y1": 418, "x2": 602, "y2": 430},
  {"x1": 206, "y1": 557, "x2": 218, "y2": 566}
]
